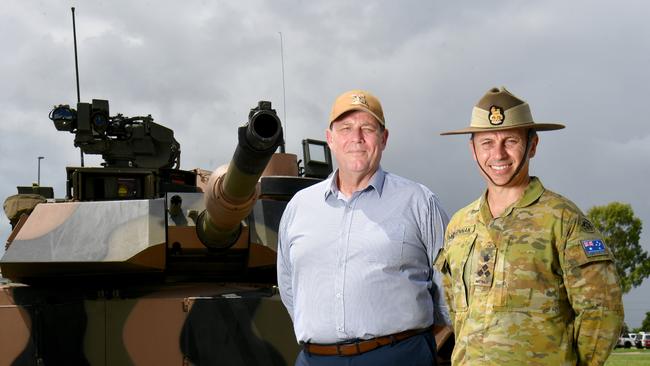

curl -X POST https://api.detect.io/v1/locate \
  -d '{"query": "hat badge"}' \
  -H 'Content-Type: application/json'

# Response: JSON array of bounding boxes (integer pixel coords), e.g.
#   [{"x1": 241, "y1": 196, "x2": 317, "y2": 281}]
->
[
  {"x1": 488, "y1": 105, "x2": 504, "y2": 125},
  {"x1": 350, "y1": 94, "x2": 369, "y2": 108}
]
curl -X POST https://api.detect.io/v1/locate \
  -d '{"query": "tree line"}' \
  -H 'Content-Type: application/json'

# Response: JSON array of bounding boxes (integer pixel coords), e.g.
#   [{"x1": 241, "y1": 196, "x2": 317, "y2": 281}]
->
[{"x1": 587, "y1": 202, "x2": 650, "y2": 331}]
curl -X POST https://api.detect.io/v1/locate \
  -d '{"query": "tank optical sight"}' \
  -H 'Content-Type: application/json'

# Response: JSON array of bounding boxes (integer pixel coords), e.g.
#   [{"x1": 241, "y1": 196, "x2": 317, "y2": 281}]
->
[
  {"x1": 49, "y1": 99, "x2": 180, "y2": 170},
  {"x1": 50, "y1": 104, "x2": 77, "y2": 132},
  {"x1": 50, "y1": 100, "x2": 110, "y2": 138}
]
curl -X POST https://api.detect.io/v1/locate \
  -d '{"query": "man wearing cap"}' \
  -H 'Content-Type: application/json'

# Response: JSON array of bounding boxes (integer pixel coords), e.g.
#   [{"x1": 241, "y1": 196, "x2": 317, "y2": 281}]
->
[
  {"x1": 277, "y1": 90, "x2": 450, "y2": 365},
  {"x1": 436, "y1": 87, "x2": 623, "y2": 365}
]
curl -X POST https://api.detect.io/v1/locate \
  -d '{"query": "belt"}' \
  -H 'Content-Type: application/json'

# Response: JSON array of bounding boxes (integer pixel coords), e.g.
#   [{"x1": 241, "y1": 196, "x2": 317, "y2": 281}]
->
[{"x1": 302, "y1": 327, "x2": 429, "y2": 356}]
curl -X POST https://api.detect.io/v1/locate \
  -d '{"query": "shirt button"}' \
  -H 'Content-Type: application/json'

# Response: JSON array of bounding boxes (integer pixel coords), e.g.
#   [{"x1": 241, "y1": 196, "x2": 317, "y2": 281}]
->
[
  {"x1": 336, "y1": 293, "x2": 342, "y2": 298},
  {"x1": 337, "y1": 326, "x2": 343, "y2": 331}
]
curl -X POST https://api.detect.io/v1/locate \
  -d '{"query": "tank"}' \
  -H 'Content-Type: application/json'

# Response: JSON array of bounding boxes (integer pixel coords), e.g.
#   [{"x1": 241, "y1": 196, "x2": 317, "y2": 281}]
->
[{"x1": 0, "y1": 98, "x2": 335, "y2": 365}]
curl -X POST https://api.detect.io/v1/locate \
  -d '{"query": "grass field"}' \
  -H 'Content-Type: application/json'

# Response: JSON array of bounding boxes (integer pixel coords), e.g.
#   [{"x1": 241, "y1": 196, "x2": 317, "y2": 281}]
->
[{"x1": 605, "y1": 348, "x2": 650, "y2": 366}]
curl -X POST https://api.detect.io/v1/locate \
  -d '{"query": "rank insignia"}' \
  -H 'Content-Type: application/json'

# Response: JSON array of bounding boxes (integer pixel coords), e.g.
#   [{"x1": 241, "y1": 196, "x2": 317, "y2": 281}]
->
[
  {"x1": 350, "y1": 94, "x2": 369, "y2": 108},
  {"x1": 489, "y1": 105, "x2": 504, "y2": 125},
  {"x1": 474, "y1": 246, "x2": 495, "y2": 286},
  {"x1": 581, "y1": 239, "x2": 607, "y2": 257}
]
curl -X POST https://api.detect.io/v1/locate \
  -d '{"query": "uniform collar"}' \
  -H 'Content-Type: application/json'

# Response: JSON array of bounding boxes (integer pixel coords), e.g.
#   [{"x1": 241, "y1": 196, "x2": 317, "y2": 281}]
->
[
  {"x1": 324, "y1": 166, "x2": 386, "y2": 200},
  {"x1": 514, "y1": 176, "x2": 545, "y2": 209},
  {"x1": 477, "y1": 176, "x2": 545, "y2": 223}
]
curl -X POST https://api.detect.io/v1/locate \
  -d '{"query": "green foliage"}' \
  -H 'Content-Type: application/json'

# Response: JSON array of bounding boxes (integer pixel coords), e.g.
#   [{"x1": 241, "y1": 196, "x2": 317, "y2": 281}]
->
[
  {"x1": 587, "y1": 202, "x2": 650, "y2": 294},
  {"x1": 642, "y1": 312, "x2": 650, "y2": 331}
]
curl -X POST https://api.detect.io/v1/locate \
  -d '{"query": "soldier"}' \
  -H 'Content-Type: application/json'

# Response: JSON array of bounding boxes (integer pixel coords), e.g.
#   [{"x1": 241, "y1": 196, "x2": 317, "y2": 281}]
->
[
  {"x1": 277, "y1": 90, "x2": 450, "y2": 365},
  {"x1": 436, "y1": 87, "x2": 624, "y2": 365}
]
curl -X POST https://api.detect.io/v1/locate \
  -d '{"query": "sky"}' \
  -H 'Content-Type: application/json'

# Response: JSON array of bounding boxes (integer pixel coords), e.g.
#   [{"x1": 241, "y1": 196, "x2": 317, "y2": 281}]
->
[{"x1": 1, "y1": 0, "x2": 649, "y2": 328}]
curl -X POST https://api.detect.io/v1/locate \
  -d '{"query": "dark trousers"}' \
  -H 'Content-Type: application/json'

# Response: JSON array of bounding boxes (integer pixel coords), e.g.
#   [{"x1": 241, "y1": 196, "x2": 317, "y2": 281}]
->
[{"x1": 295, "y1": 332, "x2": 436, "y2": 366}]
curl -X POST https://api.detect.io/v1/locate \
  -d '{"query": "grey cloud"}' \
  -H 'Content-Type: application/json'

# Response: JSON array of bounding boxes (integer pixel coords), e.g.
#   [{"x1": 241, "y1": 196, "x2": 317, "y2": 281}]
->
[{"x1": 1, "y1": 0, "x2": 648, "y2": 328}]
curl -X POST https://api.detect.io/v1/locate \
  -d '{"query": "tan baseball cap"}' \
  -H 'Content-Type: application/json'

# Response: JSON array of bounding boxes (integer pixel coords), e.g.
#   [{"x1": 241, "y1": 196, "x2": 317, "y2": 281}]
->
[
  {"x1": 329, "y1": 89, "x2": 385, "y2": 127},
  {"x1": 440, "y1": 86, "x2": 565, "y2": 135}
]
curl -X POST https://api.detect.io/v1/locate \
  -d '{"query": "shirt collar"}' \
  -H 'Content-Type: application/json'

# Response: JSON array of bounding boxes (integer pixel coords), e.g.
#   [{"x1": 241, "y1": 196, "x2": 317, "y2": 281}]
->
[
  {"x1": 477, "y1": 176, "x2": 545, "y2": 223},
  {"x1": 513, "y1": 176, "x2": 545, "y2": 210},
  {"x1": 323, "y1": 166, "x2": 386, "y2": 200}
]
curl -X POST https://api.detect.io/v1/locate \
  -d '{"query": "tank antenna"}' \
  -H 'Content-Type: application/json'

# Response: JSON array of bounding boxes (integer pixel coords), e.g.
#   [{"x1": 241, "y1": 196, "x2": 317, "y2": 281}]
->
[
  {"x1": 278, "y1": 31, "x2": 287, "y2": 153},
  {"x1": 71, "y1": 7, "x2": 84, "y2": 167}
]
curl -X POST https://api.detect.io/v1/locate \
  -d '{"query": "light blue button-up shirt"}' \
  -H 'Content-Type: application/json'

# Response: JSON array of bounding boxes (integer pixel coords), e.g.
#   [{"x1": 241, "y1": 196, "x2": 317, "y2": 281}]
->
[{"x1": 277, "y1": 167, "x2": 450, "y2": 343}]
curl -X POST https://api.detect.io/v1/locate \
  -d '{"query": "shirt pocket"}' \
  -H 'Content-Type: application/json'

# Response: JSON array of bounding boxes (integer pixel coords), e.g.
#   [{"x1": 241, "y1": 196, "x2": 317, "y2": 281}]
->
[
  {"x1": 445, "y1": 233, "x2": 477, "y2": 312},
  {"x1": 496, "y1": 238, "x2": 561, "y2": 313},
  {"x1": 363, "y1": 222, "x2": 405, "y2": 265}
]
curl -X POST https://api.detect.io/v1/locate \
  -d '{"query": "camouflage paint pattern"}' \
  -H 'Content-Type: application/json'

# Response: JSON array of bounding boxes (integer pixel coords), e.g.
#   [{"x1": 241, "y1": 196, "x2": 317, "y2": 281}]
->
[
  {"x1": 1, "y1": 199, "x2": 167, "y2": 280},
  {"x1": 0, "y1": 282, "x2": 299, "y2": 365},
  {"x1": 435, "y1": 178, "x2": 623, "y2": 366}
]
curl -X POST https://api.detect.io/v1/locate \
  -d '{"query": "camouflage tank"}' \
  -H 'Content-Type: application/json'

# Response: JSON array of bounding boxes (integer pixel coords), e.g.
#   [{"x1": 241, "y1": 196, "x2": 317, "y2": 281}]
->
[{"x1": 0, "y1": 98, "x2": 334, "y2": 365}]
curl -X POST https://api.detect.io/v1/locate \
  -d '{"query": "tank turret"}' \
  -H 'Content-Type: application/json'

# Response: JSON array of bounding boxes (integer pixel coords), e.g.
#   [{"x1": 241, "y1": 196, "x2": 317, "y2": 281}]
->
[{"x1": 0, "y1": 100, "x2": 322, "y2": 284}]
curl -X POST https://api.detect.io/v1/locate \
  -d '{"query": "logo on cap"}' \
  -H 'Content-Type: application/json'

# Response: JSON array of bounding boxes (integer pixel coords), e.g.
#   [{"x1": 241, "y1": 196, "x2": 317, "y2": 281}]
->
[
  {"x1": 488, "y1": 106, "x2": 504, "y2": 125},
  {"x1": 350, "y1": 94, "x2": 369, "y2": 108}
]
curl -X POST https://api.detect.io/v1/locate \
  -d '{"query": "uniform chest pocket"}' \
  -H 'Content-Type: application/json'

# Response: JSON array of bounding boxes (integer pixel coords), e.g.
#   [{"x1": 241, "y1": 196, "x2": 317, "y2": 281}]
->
[
  {"x1": 361, "y1": 222, "x2": 405, "y2": 265},
  {"x1": 499, "y1": 276, "x2": 561, "y2": 313},
  {"x1": 496, "y1": 238, "x2": 561, "y2": 313},
  {"x1": 445, "y1": 233, "x2": 477, "y2": 311}
]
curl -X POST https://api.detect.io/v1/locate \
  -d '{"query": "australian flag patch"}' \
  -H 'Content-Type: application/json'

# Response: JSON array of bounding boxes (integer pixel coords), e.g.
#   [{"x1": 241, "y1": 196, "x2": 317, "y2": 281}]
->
[{"x1": 581, "y1": 239, "x2": 607, "y2": 257}]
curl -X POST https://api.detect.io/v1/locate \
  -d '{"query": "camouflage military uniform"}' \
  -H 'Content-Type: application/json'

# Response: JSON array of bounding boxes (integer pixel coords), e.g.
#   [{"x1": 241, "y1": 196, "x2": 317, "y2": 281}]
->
[{"x1": 435, "y1": 177, "x2": 623, "y2": 366}]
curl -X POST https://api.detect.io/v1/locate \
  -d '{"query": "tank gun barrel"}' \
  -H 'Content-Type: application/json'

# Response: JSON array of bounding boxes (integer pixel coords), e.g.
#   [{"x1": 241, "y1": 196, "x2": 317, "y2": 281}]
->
[{"x1": 196, "y1": 101, "x2": 283, "y2": 249}]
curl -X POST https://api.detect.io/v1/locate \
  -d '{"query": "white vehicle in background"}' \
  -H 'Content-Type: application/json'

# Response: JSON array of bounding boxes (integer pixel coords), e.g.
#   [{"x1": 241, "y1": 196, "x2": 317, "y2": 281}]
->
[
  {"x1": 636, "y1": 331, "x2": 650, "y2": 349},
  {"x1": 617, "y1": 333, "x2": 636, "y2": 348}
]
